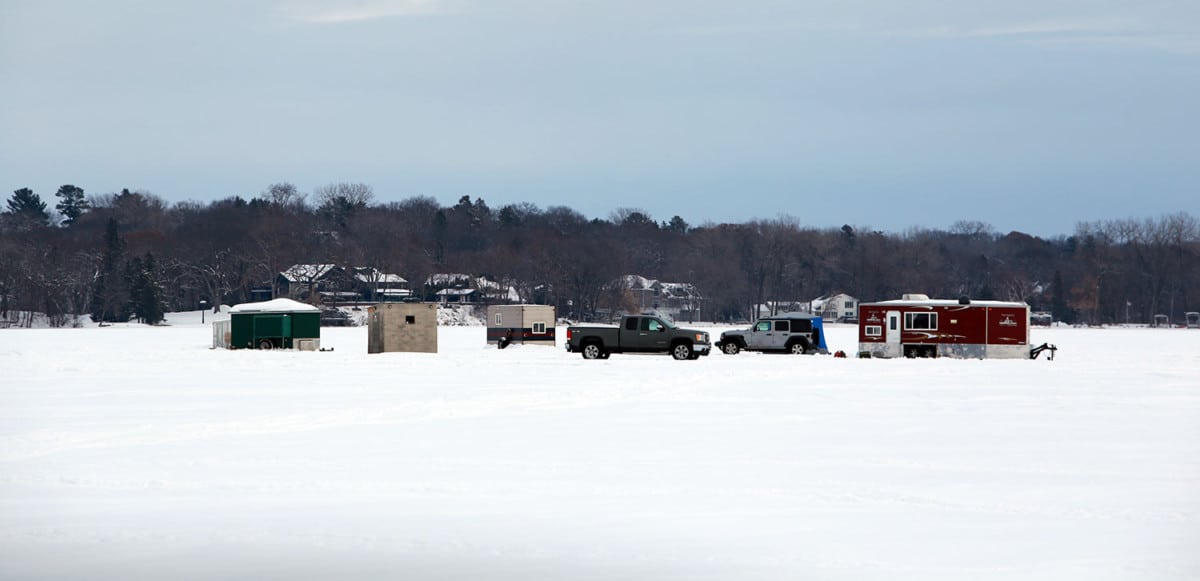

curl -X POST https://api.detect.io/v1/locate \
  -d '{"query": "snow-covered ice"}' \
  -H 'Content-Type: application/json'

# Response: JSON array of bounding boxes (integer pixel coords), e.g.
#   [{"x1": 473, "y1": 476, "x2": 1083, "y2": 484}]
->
[{"x1": 1, "y1": 316, "x2": 1198, "y2": 580}]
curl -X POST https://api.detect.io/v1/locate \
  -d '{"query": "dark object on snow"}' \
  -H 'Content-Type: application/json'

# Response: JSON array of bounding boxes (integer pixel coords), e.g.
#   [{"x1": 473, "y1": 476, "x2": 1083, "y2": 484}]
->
[
  {"x1": 833, "y1": 350, "x2": 847, "y2": 358},
  {"x1": 1029, "y1": 343, "x2": 1057, "y2": 360}
]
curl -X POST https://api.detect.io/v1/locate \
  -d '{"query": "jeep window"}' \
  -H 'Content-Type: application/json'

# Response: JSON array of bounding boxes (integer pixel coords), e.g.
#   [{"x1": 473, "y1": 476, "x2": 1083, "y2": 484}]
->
[
  {"x1": 754, "y1": 321, "x2": 771, "y2": 332},
  {"x1": 904, "y1": 312, "x2": 938, "y2": 330},
  {"x1": 625, "y1": 318, "x2": 639, "y2": 331},
  {"x1": 774, "y1": 320, "x2": 790, "y2": 332},
  {"x1": 790, "y1": 319, "x2": 813, "y2": 332}
]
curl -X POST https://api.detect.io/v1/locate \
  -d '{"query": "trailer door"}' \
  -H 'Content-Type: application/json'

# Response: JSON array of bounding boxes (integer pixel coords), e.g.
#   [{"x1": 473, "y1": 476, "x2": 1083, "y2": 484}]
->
[{"x1": 887, "y1": 310, "x2": 901, "y2": 354}]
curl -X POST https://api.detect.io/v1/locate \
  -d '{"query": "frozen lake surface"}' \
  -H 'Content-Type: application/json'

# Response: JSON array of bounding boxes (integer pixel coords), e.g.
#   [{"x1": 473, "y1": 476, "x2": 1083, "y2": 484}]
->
[{"x1": 2, "y1": 317, "x2": 1198, "y2": 580}]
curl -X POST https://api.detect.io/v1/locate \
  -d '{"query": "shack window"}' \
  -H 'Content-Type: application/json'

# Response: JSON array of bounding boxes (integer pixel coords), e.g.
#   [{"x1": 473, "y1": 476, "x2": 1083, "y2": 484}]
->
[
  {"x1": 405, "y1": 315, "x2": 416, "y2": 324},
  {"x1": 494, "y1": 313, "x2": 503, "y2": 326},
  {"x1": 774, "y1": 320, "x2": 790, "y2": 332},
  {"x1": 865, "y1": 325, "x2": 882, "y2": 337},
  {"x1": 533, "y1": 322, "x2": 547, "y2": 334},
  {"x1": 904, "y1": 312, "x2": 938, "y2": 330}
]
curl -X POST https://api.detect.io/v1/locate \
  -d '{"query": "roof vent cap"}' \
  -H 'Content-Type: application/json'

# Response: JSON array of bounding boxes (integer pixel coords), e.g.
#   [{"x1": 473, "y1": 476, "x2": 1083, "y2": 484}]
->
[{"x1": 901, "y1": 293, "x2": 930, "y2": 301}]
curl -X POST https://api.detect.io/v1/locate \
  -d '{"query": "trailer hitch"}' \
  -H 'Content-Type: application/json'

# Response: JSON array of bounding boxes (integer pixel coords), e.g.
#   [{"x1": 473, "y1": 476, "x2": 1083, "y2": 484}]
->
[{"x1": 1030, "y1": 343, "x2": 1057, "y2": 360}]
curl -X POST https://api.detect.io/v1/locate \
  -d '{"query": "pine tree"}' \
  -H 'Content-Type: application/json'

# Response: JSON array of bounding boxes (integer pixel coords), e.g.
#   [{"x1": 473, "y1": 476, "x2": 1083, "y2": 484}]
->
[
  {"x1": 126, "y1": 252, "x2": 165, "y2": 325},
  {"x1": 54, "y1": 185, "x2": 90, "y2": 226},
  {"x1": 90, "y1": 218, "x2": 129, "y2": 323},
  {"x1": 1051, "y1": 270, "x2": 1074, "y2": 324},
  {"x1": 5, "y1": 188, "x2": 50, "y2": 228}
]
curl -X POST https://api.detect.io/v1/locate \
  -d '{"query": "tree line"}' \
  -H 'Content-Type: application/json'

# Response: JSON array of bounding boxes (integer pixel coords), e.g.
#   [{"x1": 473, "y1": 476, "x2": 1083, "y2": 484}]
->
[{"x1": 2, "y1": 182, "x2": 1198, "y2": 327}]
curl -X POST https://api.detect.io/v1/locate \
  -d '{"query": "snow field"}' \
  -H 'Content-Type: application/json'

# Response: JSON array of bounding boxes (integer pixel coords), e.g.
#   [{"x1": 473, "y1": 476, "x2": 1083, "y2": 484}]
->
[{"x1": 1, "y1": 321, "x2": 1198, "y2": 580}]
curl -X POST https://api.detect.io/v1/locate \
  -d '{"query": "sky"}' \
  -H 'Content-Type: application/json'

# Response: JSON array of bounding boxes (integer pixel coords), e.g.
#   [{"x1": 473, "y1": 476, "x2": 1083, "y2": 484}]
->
[{"x1": 1, "y1": 0, "x2": 1198, "y2": 236}]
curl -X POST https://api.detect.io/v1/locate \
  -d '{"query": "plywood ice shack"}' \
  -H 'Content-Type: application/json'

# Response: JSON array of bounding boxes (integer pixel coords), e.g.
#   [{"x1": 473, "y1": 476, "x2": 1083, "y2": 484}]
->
[
  {"x1": 486, "y1": 304, "x2": 556, "y2": 347},
  {"x1": 368, "y1": 303, "x2": 438, "y2": 354}
]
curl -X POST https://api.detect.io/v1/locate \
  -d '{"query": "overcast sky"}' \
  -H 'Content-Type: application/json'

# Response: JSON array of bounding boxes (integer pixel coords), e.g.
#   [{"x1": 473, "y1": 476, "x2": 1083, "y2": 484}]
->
[{"x1": 2, "y1": 0, "x2": 1197, "y2": 235}]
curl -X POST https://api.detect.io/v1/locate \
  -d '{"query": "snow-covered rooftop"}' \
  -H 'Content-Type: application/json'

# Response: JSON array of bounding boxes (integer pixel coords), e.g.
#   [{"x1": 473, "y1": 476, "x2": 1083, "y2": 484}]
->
[
  {"x1": 280, "y1": 264, "x2": 336, "y2": 282},
  {"x1": 352, "y1": 268, "x2": 407, "y2": 284},
  {"x1": 866, "y1": 298, "x2": 1027, "y2": 308},
  {"x1": 229, "y1": 298, "x2": 320, "y2": 313}
]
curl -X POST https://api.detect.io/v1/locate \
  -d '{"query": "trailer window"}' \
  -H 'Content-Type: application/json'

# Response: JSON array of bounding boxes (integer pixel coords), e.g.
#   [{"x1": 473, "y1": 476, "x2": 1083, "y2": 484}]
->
[
  {"x1": 494, "y1": 313, "x2": 502, "y2": 326},
  {"x1": 904, "y1": 312, "x2": 938, "y2": 330},
  {"x1": 865, "y1": 325, "x2": 882, "y2": 337},
  {"x1": 533, "y1": 322, "x2": 546, "y2": 334}
]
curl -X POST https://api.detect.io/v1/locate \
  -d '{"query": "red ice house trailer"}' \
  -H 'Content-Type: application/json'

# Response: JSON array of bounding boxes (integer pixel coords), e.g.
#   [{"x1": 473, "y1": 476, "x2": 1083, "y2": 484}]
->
[{"x1": 857, "y1": 294, "x2": 1030, "y2": 359}]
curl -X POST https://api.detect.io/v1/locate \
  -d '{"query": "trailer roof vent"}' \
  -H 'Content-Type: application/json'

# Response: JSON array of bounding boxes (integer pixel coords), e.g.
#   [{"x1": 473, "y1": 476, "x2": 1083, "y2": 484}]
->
[
  {"x1": 958, "y1": 295, "x2": 971, "y2": 305},
  {"x1": 901, "y1": 293, "x2": 930, "y2": 301}
]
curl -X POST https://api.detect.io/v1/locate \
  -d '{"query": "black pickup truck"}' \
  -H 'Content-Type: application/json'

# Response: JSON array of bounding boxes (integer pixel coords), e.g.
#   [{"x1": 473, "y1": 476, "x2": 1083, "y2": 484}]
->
[{"x1": 566, "y1": 315, "x2": 711, "y2": 360}]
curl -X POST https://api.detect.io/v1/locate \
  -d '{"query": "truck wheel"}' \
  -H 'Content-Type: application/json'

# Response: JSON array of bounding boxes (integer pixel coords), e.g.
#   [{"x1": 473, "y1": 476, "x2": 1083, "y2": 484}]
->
[
  {"x1": 672, "y1": 343, "x2": 693, "y2": 360},
  {"x1": 722, "y1": 342, "x2": 740, "y2": 355},
  {"x1": 581, "y1": 342, "x2": 604, "y2": 360},
  {"x1": 258, "y1": 339, "x2": 273, "y2": 350}
]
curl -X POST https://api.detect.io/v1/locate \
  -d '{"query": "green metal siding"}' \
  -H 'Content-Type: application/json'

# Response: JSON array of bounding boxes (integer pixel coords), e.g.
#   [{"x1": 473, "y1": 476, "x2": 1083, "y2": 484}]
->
[
  {"x1": 291, "y1": 312, "x2": 320, "y2": 338},
  {"x1": 230, "y1": 311, "x2": 321, "y2": 349}
]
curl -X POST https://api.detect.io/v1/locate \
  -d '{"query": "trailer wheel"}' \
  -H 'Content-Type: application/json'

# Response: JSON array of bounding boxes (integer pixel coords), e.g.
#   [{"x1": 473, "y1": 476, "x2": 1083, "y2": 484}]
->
[
  {"x1": 581, "y1": 342, "x2": 605, "y2": 360},
  {"x1": 258, "y1": 339, "x2": 274, "y2": 350},
  {"x1": 672, "y1": 342, "x2": 693, "y2": 360},
  {"x1": 722, "y1": 342, "x2": 740, "y2": 355}
]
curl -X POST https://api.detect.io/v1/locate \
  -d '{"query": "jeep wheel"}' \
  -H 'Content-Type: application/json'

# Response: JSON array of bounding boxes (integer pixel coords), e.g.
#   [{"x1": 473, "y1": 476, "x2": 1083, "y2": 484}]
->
[
  {"x1": 788, "y1": 340, "x2": 809, "y2": 355},
  {"x1": 672, "y1": 343, "x2": 693, "y2": 360},
  {"x1": 581, "y1": 342, "x2": 604, "y2": 360},
  {"x1": 722, "y1": 342, "x2": 740, "y2": 355}
]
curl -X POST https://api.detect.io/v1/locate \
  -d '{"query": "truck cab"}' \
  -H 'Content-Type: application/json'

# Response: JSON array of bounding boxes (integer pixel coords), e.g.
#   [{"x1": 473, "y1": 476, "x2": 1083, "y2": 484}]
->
[{"x1": 566, "y1": 315, "x2": 711, "y2": 360}]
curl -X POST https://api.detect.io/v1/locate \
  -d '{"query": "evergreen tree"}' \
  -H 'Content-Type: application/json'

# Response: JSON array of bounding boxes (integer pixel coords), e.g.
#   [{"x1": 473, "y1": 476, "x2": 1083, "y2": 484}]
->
[
  {"x1": 664, "y1": 215, "x2": 690, "y2": 234},
  {"x1": 1051, "y1": 270, "x2": 1074, "y2": 324},
  {"x1": 5, "y1": 188, "x2": 50, "y2": 227},
  {"x1": 125, "y1": 252, "x2": 165, "y2": 325},
  {"x1": 90, "y1": 218, "x2": 129, "y2": 323},
  {"x1": 54, "y1": 184, "x2": 90, "y2": 226}
]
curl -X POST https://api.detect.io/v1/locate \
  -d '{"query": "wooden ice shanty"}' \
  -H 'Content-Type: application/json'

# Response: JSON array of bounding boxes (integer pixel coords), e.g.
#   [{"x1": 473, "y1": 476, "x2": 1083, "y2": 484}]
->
[
  {"x1": 367, "y1": 302, "x2": 439, "y2": 354},
  {"x1": 212, "y1": 298, "x2": 321, "y2": 350},
  {"x1": 487, "y1": 304, "x2": 556, "y2": 347}
]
